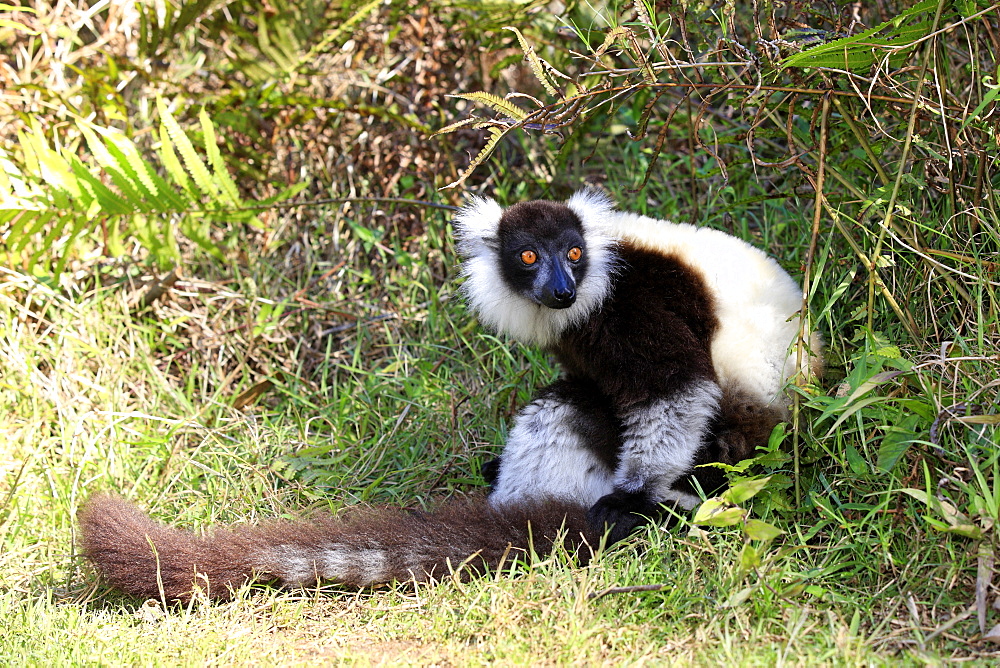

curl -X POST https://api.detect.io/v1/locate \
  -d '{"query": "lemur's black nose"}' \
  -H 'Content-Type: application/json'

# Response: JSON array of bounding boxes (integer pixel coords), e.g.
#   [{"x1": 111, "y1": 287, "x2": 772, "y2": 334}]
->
[{"x1": 543, "y1": 288, "x2": 576, "y2": 309}]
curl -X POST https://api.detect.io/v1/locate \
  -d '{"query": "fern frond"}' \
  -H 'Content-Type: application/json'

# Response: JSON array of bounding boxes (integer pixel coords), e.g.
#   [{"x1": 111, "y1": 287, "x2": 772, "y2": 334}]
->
[
  {"x1": 3, "y1": 96, "x2": 297, "y2": 273},
  {"x1": 77, "y1": 125, "x2": 151, "y2": 213},
  {"x1": 442, "y1": 126, "x2": 508, "y2": 190},
  {"x1": 199, "y1": 109, "x2": 241, "y2": 205},
  {"x1": 138, "y1": 0, "x2": 214, "y2": 60},
  {"x1": 9, "y1": 210, "x2": 51, "y2": 253},
  {"x1": 3, "y1": 210, "x2": 28, "y2": 248},
  {"x1": 157, "y1": 98, "x2": 217, "y2": 197},
  {"x1": 104, "y1": 131, "x2": 159, "y2": 200},
  {"x1": 594, "y1": 26, "x2": 629, "y2": 59},
  {"x1": 24, "y1": 120, "x2": 80, "y2": 202},
  {"x1": 431, "y1": 116, "x2": 483, "y2": 137},
  {"x1": 452, "y1": 92, "x2": 529, "y2": 121},
  {"x1": 49, "y1": 212, "x2": 92, "y2": 275},
  {"x1": 623, "y1": 29, "x2": 656, "y2": 84},
  {"x1": 157, "y1": 123, "x2": 194, "y2": 198},
  {"x1": 11, "y1": 211, "x2": 59, "y2": 253},
  {"x1": 595, "y1": 25, "x2": 655, "y2": 82},
  {"x1": 35, "y1": 144, "x2": 81, "y2": 202},
  {"x1": 301, "y1": 0, "x2": 381, "y2": 68},
  {"x1": 67, "y1": 155, "x2": 134, "y2": 215},
  {"x1": 95, "y1": 127, "x2": 167, "y2": 206},
  {"x1": 104, "y1": 130, "x2": 190, "y2": 211},
  {"x1": 504, "y1": 26, "x2": 561, "y2": 99}
]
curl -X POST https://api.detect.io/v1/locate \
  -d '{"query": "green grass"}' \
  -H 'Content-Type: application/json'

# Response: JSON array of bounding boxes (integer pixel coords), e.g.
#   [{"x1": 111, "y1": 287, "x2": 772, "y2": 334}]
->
[
  {"x1": 2, "y1": 190, "x2": 996, "y2": 663},
  {"x1": 3, "y1": 0, "x2": 1000, "y2": 664}
]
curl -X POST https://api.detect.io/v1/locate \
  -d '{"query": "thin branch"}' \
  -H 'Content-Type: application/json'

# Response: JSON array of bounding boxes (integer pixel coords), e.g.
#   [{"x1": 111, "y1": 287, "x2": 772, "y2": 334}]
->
[
  {"x1": 794, "y1": 92, "x2": 830, "y2": 508},
  {"x1": 588, "y1": 583, "x2": 669, "y2": 601}
]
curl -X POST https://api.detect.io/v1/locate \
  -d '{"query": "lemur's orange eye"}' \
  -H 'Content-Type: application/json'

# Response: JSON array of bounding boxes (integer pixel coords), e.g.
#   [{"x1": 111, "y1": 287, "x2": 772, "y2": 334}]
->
[
  {"x1": 520, "y1": 250, "x2": 537, "y2": 265},
  {"x1": 567, "y1": 247, "x2": 582, "y2": 262}
]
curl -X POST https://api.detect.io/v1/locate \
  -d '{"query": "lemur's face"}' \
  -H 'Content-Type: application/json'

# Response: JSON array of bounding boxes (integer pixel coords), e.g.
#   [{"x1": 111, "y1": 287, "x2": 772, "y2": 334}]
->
[{"x1": 497, "y1": 201, "x2": 589, "y2": 310}]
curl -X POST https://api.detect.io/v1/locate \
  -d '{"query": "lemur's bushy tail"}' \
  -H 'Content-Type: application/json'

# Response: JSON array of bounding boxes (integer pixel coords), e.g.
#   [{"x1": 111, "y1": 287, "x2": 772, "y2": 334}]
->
[{"x1": 78, "y1": 494, "x2": 596, "y2": 602}]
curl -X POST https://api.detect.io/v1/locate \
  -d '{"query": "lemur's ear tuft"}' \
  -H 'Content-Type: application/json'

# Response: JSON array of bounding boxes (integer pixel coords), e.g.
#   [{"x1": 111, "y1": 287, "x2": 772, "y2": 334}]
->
[
  {"x1": 453, "y1": 195, "x2": 504, "y2": 259},
  {"x1": 566, "y1": 189, "x2": 616, "y2": 225}
]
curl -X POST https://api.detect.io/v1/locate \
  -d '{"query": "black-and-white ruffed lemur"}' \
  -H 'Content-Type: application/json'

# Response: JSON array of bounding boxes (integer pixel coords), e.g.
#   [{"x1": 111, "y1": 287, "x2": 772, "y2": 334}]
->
[{"x1": 80, "y1": 189, "x2": 823, "y2": 601}]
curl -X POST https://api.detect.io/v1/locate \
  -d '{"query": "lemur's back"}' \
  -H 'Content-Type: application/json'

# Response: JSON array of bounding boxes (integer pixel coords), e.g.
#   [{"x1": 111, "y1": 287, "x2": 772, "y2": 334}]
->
[{"x1": 602, "y1": 213, "x2": 816, "y2": 410}]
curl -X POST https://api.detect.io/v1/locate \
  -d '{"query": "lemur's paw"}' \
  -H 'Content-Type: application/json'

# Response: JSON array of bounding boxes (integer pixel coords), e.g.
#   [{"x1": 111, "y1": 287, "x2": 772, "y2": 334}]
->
[{"x1": 587, "y1": 490, "x2": 660, "y2": 545}]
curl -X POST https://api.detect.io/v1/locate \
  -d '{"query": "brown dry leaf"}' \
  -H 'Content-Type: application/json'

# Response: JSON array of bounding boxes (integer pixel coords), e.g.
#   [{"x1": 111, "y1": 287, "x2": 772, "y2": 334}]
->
[
  {"x1": 233, "y1": 378, "x2": 276, "y2": 410},
  {"x1": 983, "y1": 624, "x2": 1000, "y2": 643}
]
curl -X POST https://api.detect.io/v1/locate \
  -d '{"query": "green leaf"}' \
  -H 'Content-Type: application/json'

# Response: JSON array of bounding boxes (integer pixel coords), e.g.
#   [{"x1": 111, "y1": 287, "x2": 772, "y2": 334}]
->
[
  {"x1": 0, "y1": 17, "x2": 37, "y2": 34},
  {"x1": 17, "y1": 128, "x2": 40, "y2": 178},
  {"x1": 723, "y1": 476, "x2": 772, "y2": 504},
  {"x1": 0, "y1": 3, "x2": 38, "y2": 34},
  {"x1": 845, "y1": 443, "x2": 869, "y2": 475},
  {"x1": 738, "y1": 543, "x2": 761, "y2": 573},
  {"x1": 876, "y1": 414, "x2": 923, "y2": 472},
  {"x1": 961, "y1": 77, "x2": 1000, "y2": 130},
  {"x1": 899, "y1": 488, "x2": 973, "y2": 529},
  {"x1": 842, "y1": 369, "x2": 907, "y2": 406},
  {"x1": 782, "y1": 0, "x2": 952, "y2": 72},
  {"x1": 693, "y1": 498, "x2": 746, "y2": 527},
  {"x1": 944, "y1": 524, "x2": 984, "y2": 539},
  {"x1": 823, "y1": 395, "x2": 890, "y2": 437},
  {"x1": 721, "y1": 586, "x2": 755, "y2": 608},
  {"x1": 957, "y1": 414, "x2": 1000, "y2": 426},
  {"x1": 874, "y1": 345, "x2": 902, "y2": 359},
  {"x1": 744, "y1": 519, "x2": 785, "y2": 542},
  {"x1": 754, "y1": 448, "x2": 792, "y2": 468},
  {"x1": 767, "y1": 421, "x2": 788, "y2": 451}
]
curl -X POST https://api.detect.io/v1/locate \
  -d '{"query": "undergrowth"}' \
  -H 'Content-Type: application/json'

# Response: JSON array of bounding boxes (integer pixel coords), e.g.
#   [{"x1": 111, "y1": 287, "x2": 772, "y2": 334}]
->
[{"x1": 1, "y1": 0, "x2": 998, "y2": 664}]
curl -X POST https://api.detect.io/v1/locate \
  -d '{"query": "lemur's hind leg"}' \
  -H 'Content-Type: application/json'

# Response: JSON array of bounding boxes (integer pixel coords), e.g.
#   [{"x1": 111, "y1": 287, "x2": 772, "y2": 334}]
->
[
  {"x1": 588, "y1": 388, "x2": 785, "y2": 543},
  {"x1": 675, "y1": 387, "x2": 788, "y2": 500},
  {"x1": 488, "y1": 379, "x2": 621, "y2": 509}
]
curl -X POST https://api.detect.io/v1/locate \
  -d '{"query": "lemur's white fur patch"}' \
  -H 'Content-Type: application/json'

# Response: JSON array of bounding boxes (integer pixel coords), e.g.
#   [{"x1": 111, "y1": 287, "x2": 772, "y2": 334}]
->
[
  {"x1": 455, "y1": 190, "x2": 816, "y2": 408},
  {"x1": 615, "y1": 379, "x2": 722, "y2": 500},
  {"x1": 489, "y1": 396, "x2": 615, "y2": 508},
  {"x1": 454, "y1": 194, "x2": 619, "y2": 348},
  {"x1": 271, "y1": 545, "x2": 391, "y2": 585},
  {"x1": 318, "y1": 546, "x2": 391, "y2": 583}
]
